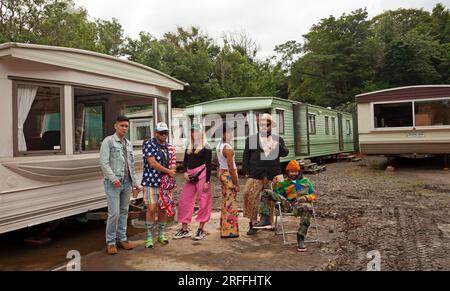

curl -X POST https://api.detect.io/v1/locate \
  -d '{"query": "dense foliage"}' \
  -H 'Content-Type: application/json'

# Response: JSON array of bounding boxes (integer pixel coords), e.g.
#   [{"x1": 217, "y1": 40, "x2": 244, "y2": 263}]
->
[{"x1": 1, "y1": 0, "x2": 449, "y2": 109}]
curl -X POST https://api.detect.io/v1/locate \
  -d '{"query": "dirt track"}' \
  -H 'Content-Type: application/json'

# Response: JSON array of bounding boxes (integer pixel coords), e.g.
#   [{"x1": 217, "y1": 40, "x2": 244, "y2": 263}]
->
[
  {"x1": 1, "y1": 157, "x2": 449, "y2": 270},
  {"x1": 309, "y1": 157, "x2": 450, "y2": 270},
  {"x1": 78, "y1": 157, "x2": 450, "y2": 271}
]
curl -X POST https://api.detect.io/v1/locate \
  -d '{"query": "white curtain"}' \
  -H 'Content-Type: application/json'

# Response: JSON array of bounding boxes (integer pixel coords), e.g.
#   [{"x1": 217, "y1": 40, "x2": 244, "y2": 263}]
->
[
  {"x1": 74, "y1": 102, "x2": 85, "y2": 151},
  {"x1": 158, "y1": 101, "x2": 168, "y2": 123},
  {"x1": 17, "y1": 85, "x2": 38, "y2": 152}
]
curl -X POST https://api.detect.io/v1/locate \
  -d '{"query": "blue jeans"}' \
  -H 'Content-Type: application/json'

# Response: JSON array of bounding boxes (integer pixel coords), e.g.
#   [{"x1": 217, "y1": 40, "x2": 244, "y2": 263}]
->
[{"x1": 104, "y1": 178, "x2": 132, "y2": 245}]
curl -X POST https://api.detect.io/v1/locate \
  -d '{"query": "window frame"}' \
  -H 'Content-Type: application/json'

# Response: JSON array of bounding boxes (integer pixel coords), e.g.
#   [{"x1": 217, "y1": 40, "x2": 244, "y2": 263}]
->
[
  {"x1": 74, "y1": 101, "x2": 106, "y2": 153},
  {"x1": 414, "y1": 98, "x2": 450, "y2": 128},
  {"x1": 371, "y1": 97, "x2": 450, "y2": 131},
  {"x1": 72, "y1": 85, "x2": 157, "y2": 154},
  {"x1": 275, "y1": 108, "x2": 285, "y2": 135},
  {"x1": 346, "y1": 119, "x2": 352, "y2": 135},
  {"x1": 201, "y1": 112, "x2": 249, "y2": 140},
  {"x1": 129, "y1": 118, "x2": 153, "y2": 147},
  {"x1": 331, "y1": 117, "x2": 336, "y2": 135},
  {"x1": 325, "y1": 116, "x2": 330, "y2": 135},
  {"x1": 12, "y1": 80, "x2": 65, "y2": 157},
  {"x1": 308, "y1": 114, "x2": 316, "y2": 135}
]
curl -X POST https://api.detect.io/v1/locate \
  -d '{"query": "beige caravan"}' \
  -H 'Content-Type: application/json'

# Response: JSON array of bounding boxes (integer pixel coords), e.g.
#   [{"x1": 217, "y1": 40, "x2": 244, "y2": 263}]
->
[
  {"x1": 0, "y1": 43, "x2": 186, "y2": 234},
  {"x1": 356, "y1": 85, "x2": 450, "y2": 155}
]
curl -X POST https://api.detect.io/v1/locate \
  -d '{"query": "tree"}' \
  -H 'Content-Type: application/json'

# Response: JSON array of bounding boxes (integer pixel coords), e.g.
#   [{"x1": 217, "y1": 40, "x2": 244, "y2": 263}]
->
[
  {"x1": 0, "y1": 0, "x2": 125, "y2": 55},
  {"x1": 158, "y1": 26, "x2": 224, "y2": 107},
  {"x1": 0, "y1": 0, "x2": 48, "y2": 43},
  {"x1": 289, "y1": 9, "x2": 381, "y2": 107},
  {"x1": 222, "y1": 30, "x2": 260, "y2": 59},
  {"x1": 380, "y1": 31, "x2": 445, "y2": 85},
  {"x1": 274, "y1": 40, "x2": 302, "y2": 73},
  {"x1": 287, "y1": 4, "x2": 450, "y2": 108},
  {"x1": 123, "y1": 32, "x2": 163, "y2": 69},
  {"x1": 95, "y1": 18, "x2": 124, "y2": 56}
]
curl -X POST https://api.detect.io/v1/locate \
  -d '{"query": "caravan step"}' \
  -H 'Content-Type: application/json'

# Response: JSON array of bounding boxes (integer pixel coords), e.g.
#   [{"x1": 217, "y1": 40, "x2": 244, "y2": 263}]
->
[{"x1": 303, "y1": 165, "x2": 326, "y2": 174}]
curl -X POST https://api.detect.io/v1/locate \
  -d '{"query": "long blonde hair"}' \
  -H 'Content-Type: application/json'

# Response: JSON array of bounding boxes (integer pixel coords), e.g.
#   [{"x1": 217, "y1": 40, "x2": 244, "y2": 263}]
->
[{"x1": 186, "y1": 130, "x2": 209, "y2": 155}]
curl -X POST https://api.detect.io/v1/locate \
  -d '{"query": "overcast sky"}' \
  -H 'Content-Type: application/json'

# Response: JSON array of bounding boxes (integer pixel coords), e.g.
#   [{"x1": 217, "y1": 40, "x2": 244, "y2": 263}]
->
[{"x1": 73, "y1": 0, "x2": 449, "y2": 58}]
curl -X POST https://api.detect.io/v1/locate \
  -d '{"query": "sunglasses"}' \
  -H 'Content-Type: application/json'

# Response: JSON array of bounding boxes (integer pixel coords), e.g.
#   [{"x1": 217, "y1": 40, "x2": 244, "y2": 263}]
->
[{"x1": 157, "y1": 131, "x2": 169, "y2": 136}]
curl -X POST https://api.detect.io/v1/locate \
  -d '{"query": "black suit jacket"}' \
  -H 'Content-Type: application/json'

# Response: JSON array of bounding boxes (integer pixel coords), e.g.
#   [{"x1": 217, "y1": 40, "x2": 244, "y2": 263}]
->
[{"x1": 242, "y1": 133, "x2": 289, "y2": 180}]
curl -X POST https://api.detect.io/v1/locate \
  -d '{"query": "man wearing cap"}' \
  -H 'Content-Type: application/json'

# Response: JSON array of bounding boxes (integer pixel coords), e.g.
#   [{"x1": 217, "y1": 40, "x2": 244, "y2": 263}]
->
[
  {"x1": 100, "y1": 115, "x2": 139, "y2": 255},
  {"x1": 242, "y1": 113, "x2": 289, "y2": 235},
  {"x1": 142, "y1": 122, "x2": 177, "y2": 249}
]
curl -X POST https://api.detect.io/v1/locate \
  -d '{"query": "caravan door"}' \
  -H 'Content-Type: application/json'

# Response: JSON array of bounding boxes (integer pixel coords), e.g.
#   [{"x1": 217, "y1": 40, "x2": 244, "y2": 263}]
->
[{"x1": 293, "y1": 103, "x2": 310, "y2": 157}]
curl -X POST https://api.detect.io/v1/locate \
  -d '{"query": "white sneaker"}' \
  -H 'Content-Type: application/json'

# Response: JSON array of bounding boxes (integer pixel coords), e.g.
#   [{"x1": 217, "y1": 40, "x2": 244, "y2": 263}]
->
[
  {"x1": 194, "y1": 229, "x2": 206, "y2": 240},
  {"x1": 173, "y1": 229, "x2": 191, "y2": 239}
]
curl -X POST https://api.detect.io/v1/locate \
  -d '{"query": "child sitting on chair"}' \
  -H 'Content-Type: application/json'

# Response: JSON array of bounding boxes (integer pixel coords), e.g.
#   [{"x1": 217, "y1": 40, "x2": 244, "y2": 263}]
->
[{"x1": 258, "y1": 160, "x2": 317, "y2": 252}]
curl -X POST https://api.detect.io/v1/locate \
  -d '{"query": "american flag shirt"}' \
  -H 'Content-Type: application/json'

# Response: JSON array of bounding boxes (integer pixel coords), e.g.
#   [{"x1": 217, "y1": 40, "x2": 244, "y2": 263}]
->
[{"x1": 142, "y1": 138, "x2": 176, "y2": 187}]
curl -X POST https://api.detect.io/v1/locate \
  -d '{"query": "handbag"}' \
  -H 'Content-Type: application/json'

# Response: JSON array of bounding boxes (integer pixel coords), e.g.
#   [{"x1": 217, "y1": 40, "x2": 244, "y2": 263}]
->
[{"x1": 188, "y1": 166, "x2": 205, "y2": 183}]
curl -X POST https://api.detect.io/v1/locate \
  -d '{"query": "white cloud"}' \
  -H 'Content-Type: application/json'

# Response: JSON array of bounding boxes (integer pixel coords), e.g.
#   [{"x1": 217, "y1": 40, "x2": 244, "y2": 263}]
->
[{"x1": 73, "y1": 0, "x2": 449, "y2": 58}]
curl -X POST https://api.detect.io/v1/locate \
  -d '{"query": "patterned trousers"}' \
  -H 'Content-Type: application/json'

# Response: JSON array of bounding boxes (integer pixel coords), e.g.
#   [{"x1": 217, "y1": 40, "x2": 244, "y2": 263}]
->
[
  {"x1": 219, "y1": 169, "x2": 239, "y2": 238},
  {"x1": 243, "y1": 178, "x2": 274, "y2": 223}
]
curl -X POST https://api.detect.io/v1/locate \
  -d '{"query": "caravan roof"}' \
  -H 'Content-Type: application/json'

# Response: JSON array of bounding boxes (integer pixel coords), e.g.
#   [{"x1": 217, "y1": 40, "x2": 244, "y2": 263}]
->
[{"x1": 0, "y1": 42, "x2": 188, "y2": 90}]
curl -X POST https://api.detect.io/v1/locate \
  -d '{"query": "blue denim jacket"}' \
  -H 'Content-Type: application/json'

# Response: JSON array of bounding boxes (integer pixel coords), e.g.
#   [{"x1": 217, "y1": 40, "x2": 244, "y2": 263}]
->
[{"x1": 100, "y1": 133, "x2": 137, "y2": 186}]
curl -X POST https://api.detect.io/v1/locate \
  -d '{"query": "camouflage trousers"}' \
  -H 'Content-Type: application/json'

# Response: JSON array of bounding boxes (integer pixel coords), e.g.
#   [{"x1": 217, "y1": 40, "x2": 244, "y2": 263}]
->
[{"x1": 259, "y1": 189, "x2": 312, "y2": 238}]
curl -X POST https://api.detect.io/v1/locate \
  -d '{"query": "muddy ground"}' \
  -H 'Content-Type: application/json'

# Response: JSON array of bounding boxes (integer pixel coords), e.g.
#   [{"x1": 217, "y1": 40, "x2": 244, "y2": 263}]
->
[{"x1": 1, "y1": 156, "x2": 449, "y2": 271}]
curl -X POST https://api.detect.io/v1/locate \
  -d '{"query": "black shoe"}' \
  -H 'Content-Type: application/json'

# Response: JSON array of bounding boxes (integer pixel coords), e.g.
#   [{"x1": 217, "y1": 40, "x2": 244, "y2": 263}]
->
[
  {"x1": 247, "y1": 227, "x2": 258, "y2": 235},
  {"x1": 297, "y1": 235, "x2": 307, "y2": 252},
  {"x1": 253, "y1": 215, "x2": 272, "y2": 229}
]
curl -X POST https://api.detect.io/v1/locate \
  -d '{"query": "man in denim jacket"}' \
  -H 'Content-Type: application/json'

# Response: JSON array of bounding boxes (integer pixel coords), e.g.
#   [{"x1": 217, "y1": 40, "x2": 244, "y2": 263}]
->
[{"x1": 100, "y1": 115, "x2": 138, "y2": 255}]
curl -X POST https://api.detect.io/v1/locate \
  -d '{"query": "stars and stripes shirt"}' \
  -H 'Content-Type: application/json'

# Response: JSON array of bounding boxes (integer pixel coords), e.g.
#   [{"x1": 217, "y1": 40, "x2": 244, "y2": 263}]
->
[{"x1": 141, "y1": 138, "x2": 176, "y2": 187}]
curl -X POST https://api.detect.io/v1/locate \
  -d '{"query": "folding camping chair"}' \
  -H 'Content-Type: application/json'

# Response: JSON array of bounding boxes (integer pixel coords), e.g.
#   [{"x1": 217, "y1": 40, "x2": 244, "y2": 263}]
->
[{"x1": 274, "y1": 201, "x2": 320, "y2": 245}]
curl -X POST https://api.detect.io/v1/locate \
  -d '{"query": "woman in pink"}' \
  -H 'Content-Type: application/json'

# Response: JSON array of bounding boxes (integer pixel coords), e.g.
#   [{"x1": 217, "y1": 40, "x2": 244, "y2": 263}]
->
[{"x1": 173, "y1": 123, "x2": 212, "y2": 240}]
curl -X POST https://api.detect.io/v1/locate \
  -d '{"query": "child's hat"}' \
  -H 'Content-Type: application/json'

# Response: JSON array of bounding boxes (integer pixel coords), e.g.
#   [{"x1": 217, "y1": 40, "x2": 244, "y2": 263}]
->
[{"x1": 286, "y1": 160, "x2": 300, "y2": 171}]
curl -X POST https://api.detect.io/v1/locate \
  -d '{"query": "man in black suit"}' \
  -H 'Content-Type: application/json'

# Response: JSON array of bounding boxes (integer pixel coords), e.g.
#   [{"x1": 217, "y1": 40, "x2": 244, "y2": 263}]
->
[{"x1": 242, "y1": 113, "x2": 289, "y2": 235}]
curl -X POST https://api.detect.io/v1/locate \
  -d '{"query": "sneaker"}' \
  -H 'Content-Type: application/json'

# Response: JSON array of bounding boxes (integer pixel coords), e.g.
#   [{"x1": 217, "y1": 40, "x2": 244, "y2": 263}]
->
[
  {"x1": 145, "y1": 238, "x2": 154, "y2": 249},
  {"x1": 246, "y1": 227, "x2": 258, "y2": 235},
  {"x1": 158, "y1": 235, "x2": 169, "y2": 245},
  {"x1": 173, "y1": 229, "x2": 191, "y2": 239},
  {"x1": 194, "y1": 229, "x2": 206, "y2": 240}
]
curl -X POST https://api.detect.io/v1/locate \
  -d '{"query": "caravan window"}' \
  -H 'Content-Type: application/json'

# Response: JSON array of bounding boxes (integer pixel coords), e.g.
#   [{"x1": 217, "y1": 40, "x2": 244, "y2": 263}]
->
[
  {"x1": 74, "y1": 87, "x2": 154, "y2": 152},
  {"x1": 276, "y1": 109, "x2": 285, "y2": 134},
  {"x1": 415, "y1": 99, "x2": 450, "y2": 126},
  {"x1": 331, "y1": 117, "x2": 336, "y2": 135},
  {"x1": 308, "y1": 114, "x2": 316, "y2": 135},
  {"x1": 374, "y1": 102, "x2": 413, "y2": 128},
  {"x1": 346, "y1": 120, "x2": 352, "y2": 135},
  {"x1": 204, "y1": 112, "x2": 249, "y2": 140},
  {"x1": 125, "y1": 104, "x2": 153, "y2": 146},
  {"x1": 157, "y1": 100, "x2": 169, "y2": 124},
  {"x1": 129, "y1": 119, "x2": 152, "y2": 146},
  {"x1": 14, "y1": 83, "x2": 63, "y2": 155},
  {"x1": 325, "y1": 116, "x2": 330, "y2": 135}
]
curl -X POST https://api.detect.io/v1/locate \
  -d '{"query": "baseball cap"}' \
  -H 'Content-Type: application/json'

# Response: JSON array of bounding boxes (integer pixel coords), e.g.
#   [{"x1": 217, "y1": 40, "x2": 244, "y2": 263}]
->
[
  {"x1": 155, "y1": 122, "x2": 169, "y2": 132},
  {"x1": 191, "y1": 123, "x2": 203, "y2": 131}
]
